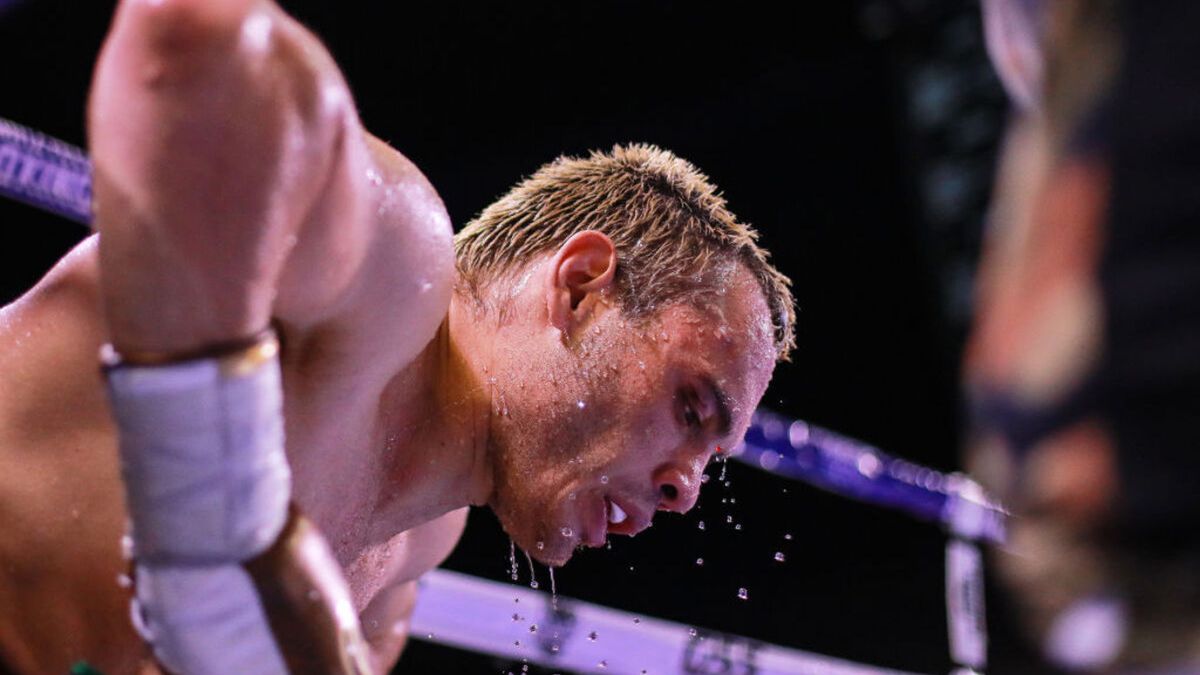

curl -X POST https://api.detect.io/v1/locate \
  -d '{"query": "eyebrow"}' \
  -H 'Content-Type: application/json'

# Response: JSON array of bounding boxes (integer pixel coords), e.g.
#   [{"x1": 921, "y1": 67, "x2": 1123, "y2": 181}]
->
[{"x1": 700, "y1": 375, "x2": 733, "y2": 440}]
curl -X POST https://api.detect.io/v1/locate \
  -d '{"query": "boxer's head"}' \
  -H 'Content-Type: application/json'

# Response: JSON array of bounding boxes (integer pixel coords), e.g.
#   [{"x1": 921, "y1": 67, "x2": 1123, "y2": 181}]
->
[{"x1": 453, "y1": 144, "x2": 793, "y2": 565}]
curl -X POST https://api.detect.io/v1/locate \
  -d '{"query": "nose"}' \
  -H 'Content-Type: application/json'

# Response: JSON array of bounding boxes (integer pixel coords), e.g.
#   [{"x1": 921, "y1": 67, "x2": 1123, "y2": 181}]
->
[{"x1": 652, "y1": 463, "x2": 702, "y2": 513}]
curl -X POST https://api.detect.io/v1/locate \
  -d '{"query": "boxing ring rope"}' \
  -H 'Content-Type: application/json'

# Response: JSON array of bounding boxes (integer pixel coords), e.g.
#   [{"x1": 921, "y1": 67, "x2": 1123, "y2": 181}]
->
[{"x1": 1, "y1": 116, "x2": 1006, "y2": 674}]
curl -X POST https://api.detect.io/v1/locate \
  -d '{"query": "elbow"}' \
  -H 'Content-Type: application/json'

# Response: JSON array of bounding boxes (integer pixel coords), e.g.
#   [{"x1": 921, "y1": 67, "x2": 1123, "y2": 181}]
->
[{"x1": 113, "y1": 0, "x2": 268, "y2": 64}]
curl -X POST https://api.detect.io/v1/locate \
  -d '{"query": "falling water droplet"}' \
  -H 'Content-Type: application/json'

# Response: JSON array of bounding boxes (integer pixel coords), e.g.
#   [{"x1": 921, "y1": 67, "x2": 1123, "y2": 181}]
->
[
  {"x1": 696, "y1": 557, "x2": 704, "y2": 566},
  {"x1": 726, "y1": 515, "x2": 733, "y2": 523},
  {"x1": 525, "y1": 551, "x2": 539, "y2": 589},
  {"x1": 737, "y1": 587, "x2": 749, "y2": 600},
  {"x1": 698, "y1": 520, "x2": 706, "y2": 530},
  {"x1": 734, "y1": 524, "x2": 742, "y2": 531},
  {"x1": 774, "y1": 551, "x2": 786, "y2": 562},
  {"x1": 509, "y1": 540, "x2": 519, "y2": 581},
  {"x1": 701, "y1": 474, "x2": 711, "y2": 483},
  {"x1": 784, "y1": 533, "x2": 793, "y2": 541}
]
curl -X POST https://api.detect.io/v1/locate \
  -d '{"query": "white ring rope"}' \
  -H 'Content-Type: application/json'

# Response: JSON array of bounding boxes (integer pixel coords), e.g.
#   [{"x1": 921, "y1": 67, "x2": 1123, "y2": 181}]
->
[{"x1": 410, "y1": 569, "x2": 923, "y2": 675}]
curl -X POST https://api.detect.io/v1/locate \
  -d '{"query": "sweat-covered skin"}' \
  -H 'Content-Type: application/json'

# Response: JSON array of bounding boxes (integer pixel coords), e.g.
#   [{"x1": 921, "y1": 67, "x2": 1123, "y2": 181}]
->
[{"x1": 0, "y1": 1, "x2": 792, "y2": 673}]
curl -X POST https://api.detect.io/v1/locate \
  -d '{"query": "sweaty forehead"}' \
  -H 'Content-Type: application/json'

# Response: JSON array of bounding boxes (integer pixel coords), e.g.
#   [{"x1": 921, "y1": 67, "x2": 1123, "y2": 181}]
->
[{"x1": 656, "y1": 270, "x2": 777, "y2": 418}]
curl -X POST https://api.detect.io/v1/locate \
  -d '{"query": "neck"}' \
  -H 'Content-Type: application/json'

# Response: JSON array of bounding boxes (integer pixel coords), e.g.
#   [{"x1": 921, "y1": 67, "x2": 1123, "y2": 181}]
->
[{"x1": 366, "y1": 297, "x2": 496, "y2": 541}]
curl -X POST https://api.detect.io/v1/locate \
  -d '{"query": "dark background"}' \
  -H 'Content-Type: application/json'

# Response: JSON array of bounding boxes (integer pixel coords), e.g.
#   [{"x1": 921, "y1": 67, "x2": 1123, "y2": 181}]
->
[{"x1": 0, "y1": 1, "x2": 1047, "y2": 673}]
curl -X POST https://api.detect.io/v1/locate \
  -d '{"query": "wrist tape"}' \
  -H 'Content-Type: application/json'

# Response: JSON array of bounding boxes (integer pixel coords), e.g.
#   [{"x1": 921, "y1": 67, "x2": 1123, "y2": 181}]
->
[
  {"x1": 102, "y1": 331, "x2": 290, "y2": 562},
  {"x1": 103, "y1": 330, "x2": 292, "y2": 674}
]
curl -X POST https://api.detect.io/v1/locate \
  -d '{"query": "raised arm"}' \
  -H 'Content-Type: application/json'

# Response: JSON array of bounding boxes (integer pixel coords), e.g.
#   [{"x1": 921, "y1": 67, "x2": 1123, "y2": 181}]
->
[{"x1": 88, "y1": 1, "x2": 398, "y2": 672}]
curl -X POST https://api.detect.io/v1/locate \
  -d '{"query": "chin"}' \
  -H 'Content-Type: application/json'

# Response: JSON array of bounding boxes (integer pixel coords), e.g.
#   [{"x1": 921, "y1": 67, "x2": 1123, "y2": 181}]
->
[{"x1": 533, "y1": 546, "x2": 574, "y2": 568}]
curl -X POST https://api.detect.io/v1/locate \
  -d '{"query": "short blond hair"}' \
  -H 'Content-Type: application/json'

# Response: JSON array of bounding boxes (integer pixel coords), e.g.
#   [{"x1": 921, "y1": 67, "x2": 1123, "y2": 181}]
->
[{"x1": 454, "y1": 143, "x2": 796, "y2": 361}]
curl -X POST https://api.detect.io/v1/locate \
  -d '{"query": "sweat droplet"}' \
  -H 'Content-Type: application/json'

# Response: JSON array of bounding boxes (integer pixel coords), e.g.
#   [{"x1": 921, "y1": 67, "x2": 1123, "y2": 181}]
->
[
  {"x1": 737, "y1": 587, "x2": 749, "y2": 600},
  {"x1": 599, "y1": 475, "x2": 609, "y2": 484},
  {"x1": 688, "y1": 628, "x2": 698, "y2": 637},
  {"x1": 588, "y1": 631, "x2": 598, "y2": 642},
  {"x1": 576, "y1": 400, "x2": 586, "y2": 409},
  {"x1": 536, "y1": 541, "x2": 545, "y2": 550},
  {"x1": 598, "y1": 661, "x2": 608, "y2": 669},
  {"x1": 774, "y1": 551, "x2": 786, "y2": 562},
  {"x1": 561, "y1": 527, "x2": 573, "y2": 537},
  {"x1": 529, "y1": 624, "x2": 538, "y2": 633}
]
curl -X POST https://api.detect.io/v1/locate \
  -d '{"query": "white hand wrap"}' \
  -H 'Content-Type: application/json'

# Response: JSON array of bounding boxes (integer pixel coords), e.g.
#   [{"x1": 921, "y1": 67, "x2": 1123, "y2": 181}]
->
[
  {"x1": 103, "y1": 330, "x2": 292, "y2": 674},
  {"x1": 131, "y1": 563, "x2": 288, "y2": 675},
  {"x1": 103, "y1": 332, "x2": 290, "y2": 563}
]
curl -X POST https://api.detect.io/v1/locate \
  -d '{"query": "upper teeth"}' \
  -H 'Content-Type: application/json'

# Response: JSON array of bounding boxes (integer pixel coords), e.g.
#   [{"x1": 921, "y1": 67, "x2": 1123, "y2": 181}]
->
[{"x1": 608, "y1": 500, "x2": 628, "y2": 525}]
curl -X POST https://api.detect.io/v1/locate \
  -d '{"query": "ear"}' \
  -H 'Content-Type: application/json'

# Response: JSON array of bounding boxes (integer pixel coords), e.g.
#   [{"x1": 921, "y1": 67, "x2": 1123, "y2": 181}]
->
[{"x1": 546, "y1": 230, "x2": 617, "y2": 333}]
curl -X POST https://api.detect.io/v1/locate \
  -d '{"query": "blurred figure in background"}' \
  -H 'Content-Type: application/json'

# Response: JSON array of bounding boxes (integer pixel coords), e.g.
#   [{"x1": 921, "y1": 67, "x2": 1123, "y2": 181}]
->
[{"x1": 968, "y1": 0, "x2": 1200, "y2": 671}]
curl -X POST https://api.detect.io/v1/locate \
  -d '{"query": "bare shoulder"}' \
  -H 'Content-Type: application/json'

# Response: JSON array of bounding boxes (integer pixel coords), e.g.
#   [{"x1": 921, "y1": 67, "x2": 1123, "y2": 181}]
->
[{"x1": 274, "y1": 126, "x2": 455, "y2": 381}]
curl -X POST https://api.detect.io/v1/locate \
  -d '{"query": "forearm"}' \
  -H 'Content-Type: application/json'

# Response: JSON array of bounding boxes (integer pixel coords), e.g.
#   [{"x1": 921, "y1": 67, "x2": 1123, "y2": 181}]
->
[{"x1": 89, "y1": 0, "x2": 345, "y2": 354}]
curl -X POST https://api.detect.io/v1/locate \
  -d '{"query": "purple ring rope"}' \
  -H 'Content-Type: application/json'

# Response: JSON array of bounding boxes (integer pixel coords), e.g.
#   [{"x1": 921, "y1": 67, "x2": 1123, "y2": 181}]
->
[
  {"x1": 733, "y1": 409, "x2": 1007, "y2": 544},
  {"x1": 0, "y1": 118, "x2": 92, "y2": 225}
]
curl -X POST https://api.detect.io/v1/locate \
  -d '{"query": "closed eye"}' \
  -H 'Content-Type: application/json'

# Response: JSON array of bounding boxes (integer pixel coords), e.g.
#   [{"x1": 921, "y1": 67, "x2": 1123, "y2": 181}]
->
[{"x1": 680, "y1": 390, "x2": 703, "y2": 431}]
